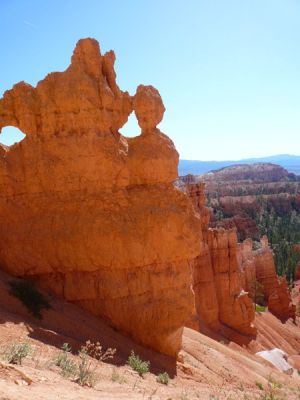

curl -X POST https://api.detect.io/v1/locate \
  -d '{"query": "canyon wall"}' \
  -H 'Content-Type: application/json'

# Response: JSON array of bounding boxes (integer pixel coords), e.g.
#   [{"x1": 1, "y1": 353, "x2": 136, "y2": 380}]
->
[
  {"x1": 187, "y1": 184, "x2": 220, "y2": 331},
  {"x1": 186, "y1": 183, "x2": 294, "y2": 340},
  {"x1": 0, "y1": 38, "x2": 202, "y2": 356},
  {"x1": 186, "y1": 184, "x2": 256, "y2": 340},
  {"x1": 212, "y1": 216, "x2": 260, "y2": 241},
  {"x1": 239, "y1": 237, "x2": 295, "y2": 321},
  {"x1": 207, "y1": 228, "x2": 255, "y2": 336}
]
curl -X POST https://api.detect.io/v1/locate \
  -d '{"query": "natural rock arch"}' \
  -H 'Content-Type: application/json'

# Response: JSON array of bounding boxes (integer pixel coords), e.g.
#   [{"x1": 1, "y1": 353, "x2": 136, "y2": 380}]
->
[
  {"x1": 0, "y1": 38, "x2": 199, "y2": 357},
  {"x1": 0, "y1": 126, "x2": 25, "y2": 146},
  {"x1": 119, "y1": 111, "x2": 140, "y2": 138}
]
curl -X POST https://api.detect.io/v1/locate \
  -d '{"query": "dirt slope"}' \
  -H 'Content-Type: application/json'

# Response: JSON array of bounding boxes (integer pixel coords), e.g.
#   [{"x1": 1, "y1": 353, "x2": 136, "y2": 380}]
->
[{"x1": 0, "y1": 270, "x2": 300, "y2": 400}]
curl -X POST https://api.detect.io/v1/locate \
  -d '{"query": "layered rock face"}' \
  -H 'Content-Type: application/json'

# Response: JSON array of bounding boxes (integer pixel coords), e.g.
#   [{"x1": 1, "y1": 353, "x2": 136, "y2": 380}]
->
[
  {"x1": 212, "y1": 216, "x2": 260, "y2": 241},
  {"x1": 207, "y1": 228, "x2": 255, "y2": 336},
  {"x1": 0, "y1": 38, "x2": 202, "y2": 356},
  {"x1": 238, "y1": 239, "x2": 257, "y2": 298},
  {"x1": 178, "y1": 164, "x2": 300, "y2": 244},
  {"x1": 186, "y1": 184, "x2": 220, "y2": 331},
  {"x1": 186, "y1": 182, "x2": 295, "y2": 337},
  {"x1": 186, "y1": 184, "x2": 256, "y2": 339},
  {"x1": 201, "y1": 163, "x2": 292, "y2": 183},
  {"x1": 239, "y1": 237, "x2": 295, "y2": 321}
]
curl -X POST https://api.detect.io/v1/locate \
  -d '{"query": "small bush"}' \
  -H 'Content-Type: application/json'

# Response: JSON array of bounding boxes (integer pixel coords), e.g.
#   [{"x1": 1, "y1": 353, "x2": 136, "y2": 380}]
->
[
  {"x1": 111, "y1": 368, "x2": 126, "y2": 384},
  {"x1": 60, "y1": 357, "x2": 77, "y2": 378},
  {"x1": 255, "y1": 303, "x2": 266, "y2": 312},
  {"x1": 55, "y1": 343, "x2": 77, "y2": 378},
  {"x1": 1, "y1": 342, "x2": 31, "y2": 365},
  {"x1": 253, "y1": 241, "x2": 261, "y2": 250},
  {"x1": 9, "y1": 279, "x2": 51, "y2": 319},
  {"x1": 76, "y1": 350, "x2": 97, "y2": 387},
  {"x1": 80, "y1": 340, "x2": 116, "y2": 361},
  {"x1": 55, "y1": 343, "x2": 98, "y2": 386},
  {"x1": 156, "y1": 371, "x2": 169, "y2": 385},
  {"x1": 259, "y1": 378, "x2": 283, "y2": 400},
  {"x1": 260, "y1": 394, "x2": 279, "y2": 400},
  {"x1": 256, "y1": 382, "x2": 264, "y2": 390},
  {"x1": 54, "y1": 343, "x2": 71, "y2": 368},
  {"x1": 127, "y1": 350, "x2": 150, "y2": 377},
  {"x1": 271, "y1": 382, "x2": 282, "y2": 390}
]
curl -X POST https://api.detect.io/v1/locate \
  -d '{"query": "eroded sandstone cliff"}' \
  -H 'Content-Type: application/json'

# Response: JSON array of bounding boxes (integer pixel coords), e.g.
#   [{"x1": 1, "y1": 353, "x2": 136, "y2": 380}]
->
[
  {"x1": 0, "y1": 38, "x2": 202, "y2": 356},
  {"x1": 185, "y1": 182, "x2": 295, "y2": 340},
  {"x1": 186, "y1": 184, "x2": 256, "y2": 340},
  {"x1": 239, "y1": 236, "x2": 295, "y2": 321}
]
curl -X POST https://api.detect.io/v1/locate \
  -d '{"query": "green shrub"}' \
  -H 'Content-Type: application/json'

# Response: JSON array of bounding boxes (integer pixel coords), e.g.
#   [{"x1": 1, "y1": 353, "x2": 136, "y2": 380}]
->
[
  {"x1": 111, "y1": 368, "x2": 126, "y2": 383},
  {"x1": 76, "y1": 350, "x2": 97, "y2": 387},
  {"x1": 156, "y1": 371, "x2": 169, "y2": 385},
  {"x1": 9, "y1": 279, "x2": 51, "y2": 319},
  {"x1": 55, "y1": 343, "x2": 72, "y2": 364},
  {"x1": 253, "y1": 241, "x2": 261, "y2": 250},
  {"x1": 270, "y1": 382, "x2": 282, "y2": 390},
  {"x1": 60, "y1": 357, "x2": 77, "y2": 378},
  {"x1": 256, "y1": 381, "x2": 264, "y2": 390},
  {"x1": 260, "y1": 394, "x2": 279, "y2": 400},
  {"x1": 1, "y1": 342, "x2": 31, "y2": 365},
  {"x1": 127, "y1": 350, "x2": 150, "y2": 377},
  {"x1": 255, "y1": 303, "x2": 266, "y2": 312},
  {"x1": 55, "y1": 343, "x2": 98, "y2": 386},
  {"x1": 55, "y1": 343, "x2": 77, "y2": 378}
]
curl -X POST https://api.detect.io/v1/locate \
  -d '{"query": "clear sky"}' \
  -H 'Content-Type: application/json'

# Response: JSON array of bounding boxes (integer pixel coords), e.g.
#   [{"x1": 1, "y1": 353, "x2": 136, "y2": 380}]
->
[{"x1": 1, "y1": 0, "x2": 300, "y2": 160}]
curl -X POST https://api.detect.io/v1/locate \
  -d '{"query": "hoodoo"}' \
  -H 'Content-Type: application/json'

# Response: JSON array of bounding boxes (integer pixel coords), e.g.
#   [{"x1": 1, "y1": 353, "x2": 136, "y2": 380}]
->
[
  {"x1": 0, "y1": 38, "x2": 201, "y2": 357},
  {"x1": 239, "y1": 236, "x2": 295, "y2": 321},
  {"x1": 185, "y1": 183, "x2": 256, "y2": 340}
]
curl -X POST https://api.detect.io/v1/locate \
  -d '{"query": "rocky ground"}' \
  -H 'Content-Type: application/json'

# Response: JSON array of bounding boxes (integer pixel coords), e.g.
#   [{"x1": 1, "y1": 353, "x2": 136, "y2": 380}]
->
[{"x1": 1, "y1": 270, "x2": 300, "y2": 400}]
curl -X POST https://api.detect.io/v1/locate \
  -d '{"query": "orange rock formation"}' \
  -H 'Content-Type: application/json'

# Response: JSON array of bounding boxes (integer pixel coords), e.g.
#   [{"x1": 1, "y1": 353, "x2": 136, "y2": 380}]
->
[
  {"x1": 207, "y1": 228, "x2": 255, "y2": 336},
  {"x1": 186, "y1": 183, "x2": 294, "y2": 337},
  {"x1": 186, "y1": 184, "x2": 256, "y2": 340},
  {"x1": 239, "y1": 236, "x2": 295, "y2": 321},
  {"x1": 0, "y1": 38, "x2": 202, "y2": 356},
  {"x1": 1, "y1": 38, "x2": 292, "y2": 356}
]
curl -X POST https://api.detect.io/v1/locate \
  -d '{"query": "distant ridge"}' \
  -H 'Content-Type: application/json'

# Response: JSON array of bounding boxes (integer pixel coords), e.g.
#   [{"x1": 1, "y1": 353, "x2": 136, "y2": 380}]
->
[{"x1": 179, "y1": 154, "x2": 300, "y2": 176}]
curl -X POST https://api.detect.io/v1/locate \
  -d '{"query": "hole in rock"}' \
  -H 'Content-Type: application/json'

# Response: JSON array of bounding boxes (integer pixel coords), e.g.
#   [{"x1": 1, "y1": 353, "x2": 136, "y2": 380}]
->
[
  {"x1": 0, "y1": 126, "x2": 26, "y2": 146},
  {"x1": 119, "y1": 112, "x2": 141, "y2": 138}
]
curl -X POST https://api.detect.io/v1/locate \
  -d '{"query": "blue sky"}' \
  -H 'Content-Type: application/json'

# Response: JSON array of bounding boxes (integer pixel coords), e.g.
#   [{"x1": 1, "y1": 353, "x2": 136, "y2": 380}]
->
[{"x1": 1, "y1": 0, "x2": 300, "y2": 160}]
